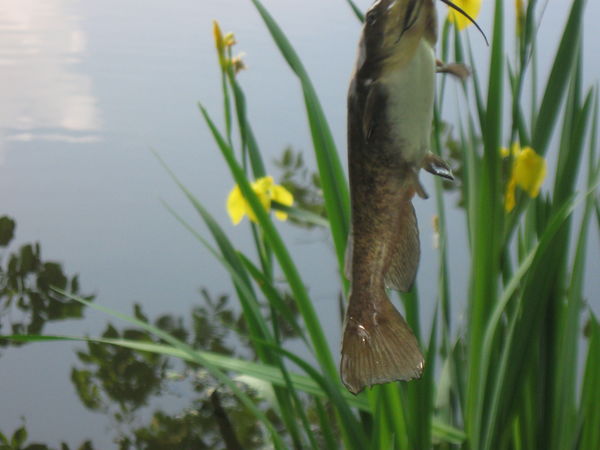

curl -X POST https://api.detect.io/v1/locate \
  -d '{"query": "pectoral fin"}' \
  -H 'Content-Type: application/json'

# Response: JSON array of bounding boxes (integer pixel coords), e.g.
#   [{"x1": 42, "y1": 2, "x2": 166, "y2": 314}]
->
[
  {"x1": 436, "y1": 60, "x2": 470, "y2": 80},
  {"x1": 362, "y1": 83, "x2": 386, "y2": 142},
  {"x1": 423, "y1": 152, "x2": 454, "y2": 181}
]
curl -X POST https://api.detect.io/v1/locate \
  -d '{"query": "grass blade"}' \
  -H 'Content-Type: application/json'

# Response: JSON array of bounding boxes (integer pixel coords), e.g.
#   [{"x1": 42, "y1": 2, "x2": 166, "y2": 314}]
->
[
  {"x1": 466, "y1": 0, "x2": 504, "y2": 445},
  {"x1": 47, "y1": 291, "x2": 288, "y2": 449},
  {"x1": 579, "y1": 314, "x2": 600, "y2": 449},
  {"x1": 532, "y1": 0, "x2": 586, "y2": 155},
  {"x1": 250, "y1": 0, "x2": 351, "y2": 271},
  {"x1": 199, "y1": 104, "x2": 337, "y2": 379},
  {"x1": 345, "y1": 0, "x2": 365, "y2": 23}
]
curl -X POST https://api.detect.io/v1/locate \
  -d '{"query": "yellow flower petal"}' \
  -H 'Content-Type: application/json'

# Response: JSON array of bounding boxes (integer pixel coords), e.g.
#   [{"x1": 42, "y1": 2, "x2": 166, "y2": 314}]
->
[
  {"x1": 226, "y1": 176, "x2": 295, "y2": 224},
  {"x1": 511, "y1": 142, "x2": 521, "y2": 157},
  {"x1": 223, "y1": 32, "x2": 236, "y2": 47},
  {"x1": 515, "y1": 0, "x2": 524, "y2": 15},
  {"x1": 213, "y1": 20, "x2": 224, "y2": 54},
  {"x1": 212, "y1": 20, "x2": 230, "y2": 71},
  {"x1": 515, "y1": 0, "x2": 525, "y2": 35},
  {"x1": 513, "y1": 147, "x2": 546, "y2": 198},
  {"x1": 448, "y1": 0, "x2": 482, "y2": 31},
  {"x1": 502, "y1": 142, "x2": 522, "y2": 158},
  {"x1": 272, "y1": 184, "x2": 293, "y2": 206},
  {"x1": 272, "y1": 184, "x2": 294, "y2": 221},
  {"x1": 212, "y1": 21, "x2": 237, "y2": 71},
  {"x1": 252, "y1": 176, "x2": 274, "y2": 195},
  {"x1": 251, "y1": 176, "x2": 274, "y2": 220},
  {"x1": 227, "y1": 185, "x2": 247, "y2": 225},
  {"x1": 233, "y1": 176, "x2": 271, "y2": 223},
  {"x1": 502, "y1": 143, "x2": 546, "y2": 212}
]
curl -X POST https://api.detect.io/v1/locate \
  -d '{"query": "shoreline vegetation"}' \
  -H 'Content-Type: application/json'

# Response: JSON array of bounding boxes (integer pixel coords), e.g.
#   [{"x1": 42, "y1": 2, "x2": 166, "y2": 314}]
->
[{"x1": 2, "y1": 0, "x2": 599, "y2": 448}]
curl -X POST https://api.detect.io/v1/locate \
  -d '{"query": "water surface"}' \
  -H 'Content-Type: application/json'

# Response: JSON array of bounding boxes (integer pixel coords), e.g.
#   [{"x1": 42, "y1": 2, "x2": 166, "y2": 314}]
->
[{"x1": 1, "y1": 0, "x2": 598, "y2": 447}]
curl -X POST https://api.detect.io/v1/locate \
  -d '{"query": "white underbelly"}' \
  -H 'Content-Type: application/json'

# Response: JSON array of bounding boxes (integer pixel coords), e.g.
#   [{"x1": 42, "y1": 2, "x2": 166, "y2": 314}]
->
[{"x1": 380, "y1": 40, "x2": 435, "y2": 164}]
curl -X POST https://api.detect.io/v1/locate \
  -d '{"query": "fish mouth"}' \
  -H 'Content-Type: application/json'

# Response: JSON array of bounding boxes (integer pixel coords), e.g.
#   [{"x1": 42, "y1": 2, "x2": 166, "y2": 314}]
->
[
  {"x1": 369, "y1": 0, "x2": 488, "y2": 46},
  {"x1": 368, "y1": 0, "x2": 423, "y2": 45}
]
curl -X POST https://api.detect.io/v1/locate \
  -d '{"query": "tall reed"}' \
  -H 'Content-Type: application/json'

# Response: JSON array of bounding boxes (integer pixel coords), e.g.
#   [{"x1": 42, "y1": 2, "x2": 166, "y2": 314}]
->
[{"x1": 5, "y1": 0, "x2": 599, "y2": 448}]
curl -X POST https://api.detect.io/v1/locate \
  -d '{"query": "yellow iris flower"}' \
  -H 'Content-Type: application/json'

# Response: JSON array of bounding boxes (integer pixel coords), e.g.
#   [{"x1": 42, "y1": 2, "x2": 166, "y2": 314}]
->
[
  {"x1": 448, "y1": 0, "x2": 482, "y2": 31},
  {"x1": 212, "y1": 20, "x2": 244, "y2": 73},
  {"x1": 502, "y1": 143, "x2": 547, "y2": 212},
  {"x1": 227, "y1": 176, "x2": 294, "y2": 225}
]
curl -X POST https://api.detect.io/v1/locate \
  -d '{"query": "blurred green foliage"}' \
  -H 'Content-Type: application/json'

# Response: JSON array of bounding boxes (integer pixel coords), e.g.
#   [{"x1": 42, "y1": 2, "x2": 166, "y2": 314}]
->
[
  {"x1": 0, "y1": 421, "x2": 93, "y2": 450},
  {"x1": 274, "y1": 147, "x2": 326, "y2": 226}
]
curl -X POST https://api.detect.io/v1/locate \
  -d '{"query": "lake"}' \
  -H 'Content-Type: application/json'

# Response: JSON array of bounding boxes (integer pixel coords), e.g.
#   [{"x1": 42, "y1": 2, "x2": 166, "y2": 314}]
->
[{"x1": 1, "y1": 0, "x2": 599, "y2": 447}]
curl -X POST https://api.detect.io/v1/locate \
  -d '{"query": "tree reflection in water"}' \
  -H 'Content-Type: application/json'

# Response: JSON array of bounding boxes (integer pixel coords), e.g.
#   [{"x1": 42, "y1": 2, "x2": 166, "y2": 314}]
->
[
  {"x1": 71, "y1": 291, "x2": 269, "y2": 449},
  {"x1": 0, "y1": 216, "x2": 90, "y2": 346},
  {"x1": 1, "y1": 216, "x2": 301, "y2": 449}
]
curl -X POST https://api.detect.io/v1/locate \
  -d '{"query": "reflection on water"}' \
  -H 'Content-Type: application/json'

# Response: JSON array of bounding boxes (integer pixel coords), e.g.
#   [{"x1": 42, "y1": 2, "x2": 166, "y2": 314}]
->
[
  {"x1": 0, "y1": 215, "x2": 93, "y2": 448},
  {"x1": 0, "y1": 216, "x2": 91, "y2": 343},
  {"x1": 0, "y1": 0, "x2": 100, "y2": 163},
  {"x1": 69, "y1": 292, "x2": 269, "y2": 449},
  {"x1": 0, "y1": 216, "x2": 304, "y2": 449}
]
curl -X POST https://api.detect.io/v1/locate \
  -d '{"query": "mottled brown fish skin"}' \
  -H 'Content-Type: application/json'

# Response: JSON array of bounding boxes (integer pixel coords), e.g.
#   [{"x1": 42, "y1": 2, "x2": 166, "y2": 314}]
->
[{"x1": 341, "y1": 0, "x2": 449, "y2": 395}]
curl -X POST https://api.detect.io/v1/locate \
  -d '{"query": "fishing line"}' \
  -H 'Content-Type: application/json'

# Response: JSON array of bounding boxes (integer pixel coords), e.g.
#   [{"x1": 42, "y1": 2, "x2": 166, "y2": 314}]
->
[{"x1": 439, "y1": 0, "x2": 489, "y2": 45}]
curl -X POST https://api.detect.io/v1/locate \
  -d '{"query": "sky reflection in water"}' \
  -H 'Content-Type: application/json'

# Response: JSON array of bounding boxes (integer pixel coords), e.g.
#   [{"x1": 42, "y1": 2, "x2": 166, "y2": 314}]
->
[{"x1": 0, "y1": 0, "x2": 100, "y2": 163}]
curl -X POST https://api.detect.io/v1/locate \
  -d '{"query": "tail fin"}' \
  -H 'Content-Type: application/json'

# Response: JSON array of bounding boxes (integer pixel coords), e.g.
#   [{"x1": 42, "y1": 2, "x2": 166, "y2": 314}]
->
[{"x1": 340, "y1": 291, "x2": 424, "y2": 394}]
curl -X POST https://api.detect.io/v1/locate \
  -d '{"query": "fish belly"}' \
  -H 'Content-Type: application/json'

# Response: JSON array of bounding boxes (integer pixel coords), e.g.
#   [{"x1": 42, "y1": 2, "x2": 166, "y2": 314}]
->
[{"x1": 380, "y1": 39, "x2": 435, "y2": 164}]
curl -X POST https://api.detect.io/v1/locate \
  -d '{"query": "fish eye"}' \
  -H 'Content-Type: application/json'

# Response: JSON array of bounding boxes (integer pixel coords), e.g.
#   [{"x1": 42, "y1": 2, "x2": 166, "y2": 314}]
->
[{"x1": 366, "y1": 11, "x2": 377, "y2": 25}]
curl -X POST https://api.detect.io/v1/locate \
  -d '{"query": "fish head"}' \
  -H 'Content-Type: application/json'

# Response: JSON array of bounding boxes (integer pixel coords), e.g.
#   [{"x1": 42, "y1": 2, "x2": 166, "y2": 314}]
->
[{"x1": 358, "y1": 0, "x2": 436, "y2": 73}]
